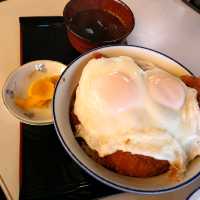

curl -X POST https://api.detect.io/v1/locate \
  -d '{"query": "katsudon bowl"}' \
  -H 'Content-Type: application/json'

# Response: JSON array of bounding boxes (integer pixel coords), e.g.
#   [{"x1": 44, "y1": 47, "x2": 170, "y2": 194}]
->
[{"x1": 53, "y1": 45, "x2": 200, "y2": 194}]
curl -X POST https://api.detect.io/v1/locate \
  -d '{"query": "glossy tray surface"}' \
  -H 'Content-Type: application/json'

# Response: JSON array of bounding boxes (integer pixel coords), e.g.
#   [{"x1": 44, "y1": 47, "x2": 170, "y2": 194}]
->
[{"x1": 19, "y1": 16, "x2": 118, "y2": 200}]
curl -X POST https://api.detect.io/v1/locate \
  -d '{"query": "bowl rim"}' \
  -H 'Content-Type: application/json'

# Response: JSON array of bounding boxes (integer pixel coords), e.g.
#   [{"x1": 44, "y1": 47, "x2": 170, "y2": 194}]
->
[
  {"x1": 2, "y1": 59, "x2": 66, "y2": 126},
  {"x1": 186, "y1": 187, "x2": 200, "y2": 200},
  {"x1": 63, "y1": 0, "x2": 135, "y2": 44},
  {"x1": 53, "y1": 45, "x2": 200, "y2": 194}
]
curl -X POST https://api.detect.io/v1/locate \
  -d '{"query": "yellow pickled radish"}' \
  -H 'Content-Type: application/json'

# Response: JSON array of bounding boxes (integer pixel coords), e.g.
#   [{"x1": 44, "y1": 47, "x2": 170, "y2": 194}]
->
[
  {"x1": 28, "y1": 78, "x2": 54, "y2": 100},
  {"x1": 15, "y1": 96, "x2": 51, "y2": 110},
  {"x1": 16, "y1": 97, "x2": 40, "y2": 109},
  {"x1": 15, "y1": 75, "x2": 59, "y2": 110},
  {"x1": 49, "y1": 75, "x2": 59, "y2": 85}
]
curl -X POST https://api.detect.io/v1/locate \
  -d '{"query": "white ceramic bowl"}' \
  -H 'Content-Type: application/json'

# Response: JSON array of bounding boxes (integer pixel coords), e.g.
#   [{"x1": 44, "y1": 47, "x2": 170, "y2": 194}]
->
[
  {"x1": 2, "y1": 60, "x2": 66, "y2": 125},
  {"x1": 186, "y1": 188, "x2": 200, "y2": 200},
  {"x1": 53, "y1": 45, "x2": 200, "y2": 194}
]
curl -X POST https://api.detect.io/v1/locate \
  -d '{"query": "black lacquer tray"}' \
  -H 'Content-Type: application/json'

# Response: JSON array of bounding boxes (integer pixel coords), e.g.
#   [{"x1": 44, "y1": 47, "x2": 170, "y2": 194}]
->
[
  {"x1": 183, "y1": 0, "x2": 200, "y2": 13},
  {"x1": 19, "y1": 16, "x2": 119, "y2": 200}
]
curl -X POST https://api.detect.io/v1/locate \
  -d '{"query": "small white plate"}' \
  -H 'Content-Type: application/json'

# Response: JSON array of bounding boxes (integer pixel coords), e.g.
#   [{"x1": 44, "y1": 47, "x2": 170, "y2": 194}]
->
[{"x1": 2, "y1": 60, "x2": 66, "y2": 125}]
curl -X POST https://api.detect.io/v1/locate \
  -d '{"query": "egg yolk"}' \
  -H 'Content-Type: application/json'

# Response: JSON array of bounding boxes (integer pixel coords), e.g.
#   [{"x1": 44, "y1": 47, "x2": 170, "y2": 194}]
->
[
  {"x1": 147, "y1": 73, "x2": 185, "y2": 110},
  {"x1": 93, "y1": 72, "x2": 139, "y2": 113}
]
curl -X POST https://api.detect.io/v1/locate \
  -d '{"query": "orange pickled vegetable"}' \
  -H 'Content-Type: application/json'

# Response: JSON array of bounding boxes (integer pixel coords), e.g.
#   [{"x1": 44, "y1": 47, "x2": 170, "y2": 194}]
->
[{"x1": 15, "y1": 75, "x2": 59, "y2": 110}]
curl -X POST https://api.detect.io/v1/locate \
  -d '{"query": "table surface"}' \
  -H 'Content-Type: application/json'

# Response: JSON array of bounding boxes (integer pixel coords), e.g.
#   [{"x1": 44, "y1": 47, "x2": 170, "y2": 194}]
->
[{"x1": 0, "y1": 0, "x2": 200, "y2": 200}]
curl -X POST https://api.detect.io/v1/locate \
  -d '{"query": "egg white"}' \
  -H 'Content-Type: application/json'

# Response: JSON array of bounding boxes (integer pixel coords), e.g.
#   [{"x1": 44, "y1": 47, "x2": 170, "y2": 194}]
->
[{"x1": 74, "y1": 56, "x2": 200, "y2": 175}]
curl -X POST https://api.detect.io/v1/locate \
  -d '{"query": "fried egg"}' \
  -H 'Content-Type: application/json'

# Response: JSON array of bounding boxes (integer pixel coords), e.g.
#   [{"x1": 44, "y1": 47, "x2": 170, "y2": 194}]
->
[{"x1": 74, "y1": 56, "x2": 200, "y2": 175}]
